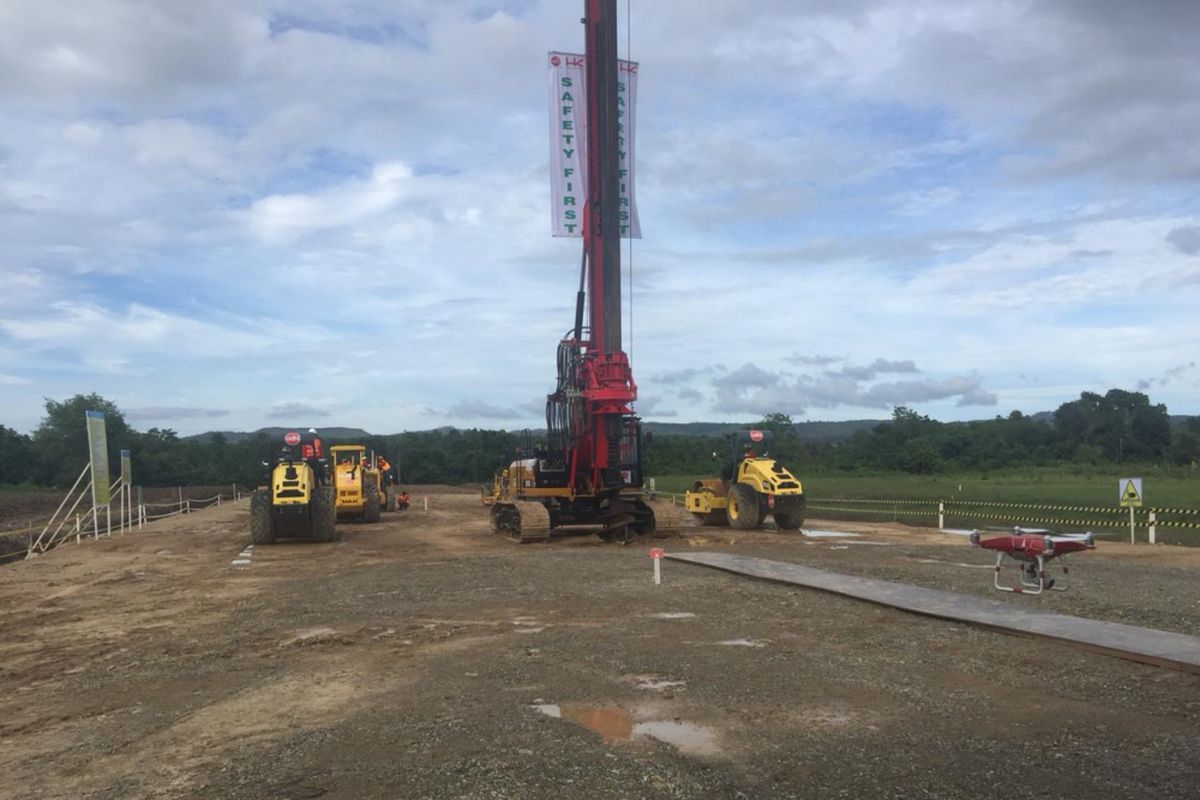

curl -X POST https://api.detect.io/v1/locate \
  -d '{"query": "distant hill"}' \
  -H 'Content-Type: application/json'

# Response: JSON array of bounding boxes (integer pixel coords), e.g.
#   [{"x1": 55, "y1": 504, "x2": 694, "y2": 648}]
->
[
  {"x1": 184, "y1": 420, "x2": 883, "y2": 444},
  {"x1": 186, "y1": 426, "x2": 371, "y2": 444},
  {"x1": 185, "y1": 414, "x2": 1198, "y2": 445},
  {"x1": 642, "y1": 420, "x2": 881, "y2": 440}
]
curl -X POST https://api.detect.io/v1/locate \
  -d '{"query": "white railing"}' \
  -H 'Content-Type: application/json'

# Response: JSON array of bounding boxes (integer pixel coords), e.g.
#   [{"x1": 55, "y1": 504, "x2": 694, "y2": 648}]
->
[
  {"x1": 804, "y1": 497, "x2": 1200, "y2": 545},
  {"x1": 3, "y1": 487, "x2": 246, "y2": 563},
  {"x1": 659, "y1": 490, "x2": 1200, "y2": 546}
]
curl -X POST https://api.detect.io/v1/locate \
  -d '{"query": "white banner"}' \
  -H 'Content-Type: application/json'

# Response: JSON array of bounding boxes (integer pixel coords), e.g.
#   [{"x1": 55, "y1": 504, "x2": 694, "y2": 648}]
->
[{"x1": 548, "y1": 51, "x2": 640, "y2": 238}]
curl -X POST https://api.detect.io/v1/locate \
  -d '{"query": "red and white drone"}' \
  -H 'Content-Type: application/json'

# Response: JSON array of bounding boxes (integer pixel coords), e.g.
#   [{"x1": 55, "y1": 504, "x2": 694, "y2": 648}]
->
[{"x1": 953, "y1": 527, "x2": 1096, "y2": 595}]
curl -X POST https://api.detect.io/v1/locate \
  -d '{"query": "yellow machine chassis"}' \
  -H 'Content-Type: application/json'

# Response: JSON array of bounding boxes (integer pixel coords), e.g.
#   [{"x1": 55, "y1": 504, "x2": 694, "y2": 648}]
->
[
  {"x1": 685, "y1": 456, "x2": 805, "y2": 530},
  {"x1": 483, "y1": 458, "x2": 683, "y2": 543},
  {"x1": 251, "y1": 459, "x2": 337, "y2": 543},
  {"x1": 685, "y1": 457, "x2": 804, "y2": 511},
  {"x1": 271, "y1": 461, "x2": 313, "y2": 506},
  {"x1": 481, "y1": 461, "x2": 630, "y2": 507},
  {"x1": 330, "y1": 444, "x2": 382, "y2": 520}
]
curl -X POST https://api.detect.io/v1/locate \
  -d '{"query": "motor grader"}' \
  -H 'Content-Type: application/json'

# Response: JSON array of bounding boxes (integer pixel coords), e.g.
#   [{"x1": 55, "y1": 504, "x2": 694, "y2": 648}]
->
[
  {"x1": 684, "y1": 430, "x2": 806, "y2": 531},
  {"x1": 330, "y1": 444, "x2": 382, "y2": 523},
  {"x1": 250, "y1": 433, "x2": 337, "y2": 544}
]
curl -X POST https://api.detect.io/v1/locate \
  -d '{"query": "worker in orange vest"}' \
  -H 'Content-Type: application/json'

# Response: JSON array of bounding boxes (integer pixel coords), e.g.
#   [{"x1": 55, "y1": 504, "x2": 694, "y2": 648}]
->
[
  {"x1": 300, "y1": 428, "x2": 326, "y2": 484},
  {"x1": 377, "y1": 455, "x2": 394, "y2": 484}
]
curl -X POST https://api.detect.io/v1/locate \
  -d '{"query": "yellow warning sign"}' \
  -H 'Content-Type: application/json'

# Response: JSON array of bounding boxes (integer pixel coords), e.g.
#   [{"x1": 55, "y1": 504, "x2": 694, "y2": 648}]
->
[{"x1": 1119, "y1": 477, "x2": 1143, "y2": 508}]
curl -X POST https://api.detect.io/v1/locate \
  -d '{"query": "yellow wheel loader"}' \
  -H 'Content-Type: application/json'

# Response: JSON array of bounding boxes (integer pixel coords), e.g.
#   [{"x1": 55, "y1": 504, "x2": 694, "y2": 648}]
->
[
  {"x1": 331, "y1": 445, "x2": 382, "y2": 523},
  {"x1": 684, "y1": 430, "x2": 806, "y2": 531},
  {"x1": 250, "y1": 443, "x2": 337, "y2": 544}
]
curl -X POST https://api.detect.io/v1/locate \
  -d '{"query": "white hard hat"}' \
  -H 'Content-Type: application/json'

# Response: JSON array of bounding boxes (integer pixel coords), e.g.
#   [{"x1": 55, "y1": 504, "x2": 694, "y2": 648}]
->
[{"x1": 308, "y1": 427, "x2": 317, "y2": 434}]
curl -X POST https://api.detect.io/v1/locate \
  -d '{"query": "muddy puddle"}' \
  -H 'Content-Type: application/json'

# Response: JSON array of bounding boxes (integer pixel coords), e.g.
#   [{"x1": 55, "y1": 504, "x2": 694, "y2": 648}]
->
[{"x1": 532, "y1": 704, "x2": 719, "y2": 756}]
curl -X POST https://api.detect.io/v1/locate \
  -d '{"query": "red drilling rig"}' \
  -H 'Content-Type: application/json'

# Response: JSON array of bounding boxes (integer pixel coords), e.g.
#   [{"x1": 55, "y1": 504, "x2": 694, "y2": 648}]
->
[{"x1": 487, "y1": 0, "x2": 678, "y2": 542}]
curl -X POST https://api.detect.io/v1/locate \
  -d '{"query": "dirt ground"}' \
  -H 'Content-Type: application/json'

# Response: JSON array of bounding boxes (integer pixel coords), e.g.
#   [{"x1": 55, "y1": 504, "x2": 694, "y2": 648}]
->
[
  {"x1": 0, "y1": 491, "x2": 62, "y2": 532},
  {"x1": 1, "y1": 488, "x2": 1198, "y2": 799},
  {"x1": 0, "y1": 485, "x2": 244, "y2": 565}
]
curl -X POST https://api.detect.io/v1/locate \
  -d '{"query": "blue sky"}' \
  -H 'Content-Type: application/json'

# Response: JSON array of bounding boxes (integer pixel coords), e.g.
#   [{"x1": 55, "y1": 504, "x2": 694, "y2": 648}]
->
[{"x1": 2, "y1": 0, "x2": 1198, "y2": 434}]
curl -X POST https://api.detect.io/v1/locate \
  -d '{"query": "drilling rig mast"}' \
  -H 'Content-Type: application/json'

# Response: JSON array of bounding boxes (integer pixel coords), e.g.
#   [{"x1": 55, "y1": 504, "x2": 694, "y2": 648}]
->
[{"x1": 488, "y1": 0, "x2": 677, "y2": 542}]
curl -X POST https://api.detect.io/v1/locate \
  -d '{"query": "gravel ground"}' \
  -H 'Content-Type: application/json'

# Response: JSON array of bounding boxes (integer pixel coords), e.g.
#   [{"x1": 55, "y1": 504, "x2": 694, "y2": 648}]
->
[
  {"x1": 684, "y1": 522, "x2": 1200, "y2": 638},
  {"x1": 0, "y1": 489, "x2": 1197, "y2": 799}
]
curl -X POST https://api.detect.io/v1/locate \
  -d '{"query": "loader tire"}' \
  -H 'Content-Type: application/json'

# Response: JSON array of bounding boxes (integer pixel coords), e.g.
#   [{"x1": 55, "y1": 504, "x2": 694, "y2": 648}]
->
[
  {"x1": 250, "y1": 490, "x2": 276, "y2": 545},
  {"x1": 386, "y1": 491, "x2": 398, "y2": 513},
  {"x1": 726, "y1": 483, "x2": 761, "y2": 530},
  {"x1": 311, "y1": 486, "x2": 338, "y2": 542},
  {"x1": 363, "y1": 480, "x2": 381, "y2": 524}
]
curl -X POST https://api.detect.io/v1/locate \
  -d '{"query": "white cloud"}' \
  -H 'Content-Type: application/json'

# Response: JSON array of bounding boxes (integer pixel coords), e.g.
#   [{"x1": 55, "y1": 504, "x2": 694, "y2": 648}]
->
[
  {"x1": 711, "y1": 362, "x2": 996, "y2": 416},
  {"x1": 1167, "y1": 226, "x2": 1200, "y2": 256},
  {"x1": 0, "y1": 301, "x2": 268, "y2": 356},
  {"x1": 243, "y1": 161, "x2": 413, "y2": 244},
  {"x1": 429, "y1": 399, "x2": 524, "y2": 420},
  {"x1": 893, "y1": 186, "x2": 960, "y2": 217},
  {"x1": 266, "y1": 401, "x2": 330, "y2": 420},
  {"x1": 125, "y1": 406, "x2": 230, "y2": 422},
  {"x1": 1, "y1": 0, "x2": 1198, "y2": 435}
]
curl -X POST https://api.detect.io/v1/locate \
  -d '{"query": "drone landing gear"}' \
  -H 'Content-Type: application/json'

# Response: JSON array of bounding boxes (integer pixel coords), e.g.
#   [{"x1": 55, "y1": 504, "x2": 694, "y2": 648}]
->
[{"x1": 993, "y1": 552, "x2": 1071, "y2": 595}]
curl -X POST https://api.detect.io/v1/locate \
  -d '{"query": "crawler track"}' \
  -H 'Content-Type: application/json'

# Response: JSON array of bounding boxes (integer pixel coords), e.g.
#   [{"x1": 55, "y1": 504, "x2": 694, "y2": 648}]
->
[
  {"x1": 489, "y1": 500, "x2": 552, "y2": 543},
  {"x1": 642, "y1": 497, "x2": 692, "y2": 538}
]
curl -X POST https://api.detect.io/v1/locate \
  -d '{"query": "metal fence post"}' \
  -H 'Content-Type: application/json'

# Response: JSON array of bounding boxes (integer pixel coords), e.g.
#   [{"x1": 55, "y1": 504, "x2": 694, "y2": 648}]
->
[
  {"x1": 186, "y1": 498, "x2": 191, "y2": 515},
  {"x1": 938, "y1": 501, "x2": 945, "y2": 530},
  {"x1": 1149, "y1": 511, "x2": 1157, "y2": 545}
]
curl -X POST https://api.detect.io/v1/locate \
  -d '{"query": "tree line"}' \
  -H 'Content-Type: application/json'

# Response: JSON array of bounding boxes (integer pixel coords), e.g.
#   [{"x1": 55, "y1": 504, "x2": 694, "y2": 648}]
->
[
  {"x1": 735, "y1": 389, "x2": 1197, "y2": 476},
  {"x1": 0, "y1": 389, "x2": 1196, "y2": 490}
]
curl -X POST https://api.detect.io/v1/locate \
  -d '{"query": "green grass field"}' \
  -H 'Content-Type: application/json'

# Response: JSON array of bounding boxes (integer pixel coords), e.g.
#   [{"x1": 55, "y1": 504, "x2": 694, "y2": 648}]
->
[
  {"x1": 653, "y1": 468, "x2": 1199, "y2": 507},
  {"x1": 652, "y1": 467, "x2": 1200, "y2": 545}
]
